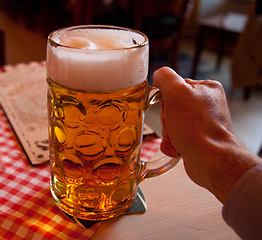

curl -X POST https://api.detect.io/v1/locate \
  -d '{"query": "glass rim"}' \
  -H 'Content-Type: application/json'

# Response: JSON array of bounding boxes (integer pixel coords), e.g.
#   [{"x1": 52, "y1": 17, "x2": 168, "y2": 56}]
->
[{"x1": 48, "y1": 24, "x2": 149, "y2": 51}]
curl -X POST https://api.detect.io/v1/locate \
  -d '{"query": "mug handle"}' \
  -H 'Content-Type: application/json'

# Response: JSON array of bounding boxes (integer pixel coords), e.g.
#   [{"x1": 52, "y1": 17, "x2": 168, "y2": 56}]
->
[{"x1": 139, "y1": 87, "x2": 181, "y2": 182}]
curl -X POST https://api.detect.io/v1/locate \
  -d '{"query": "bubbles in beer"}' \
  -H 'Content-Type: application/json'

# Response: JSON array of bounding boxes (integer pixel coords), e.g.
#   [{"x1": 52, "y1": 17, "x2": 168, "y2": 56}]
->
[
  {"x1": 74, "y1": 185, "x2": 102, "y2": 210},
  {"x1": 48, "y1": 79, "x2": 148, "y2": 220},
  {"x1": 113, "y1": 126, "x2": 137, "y2": 158},
  {"x1": 110, "y1": 180, "x2": 133, "y2": 205},
  {"x1": 93, "y1": 161, "x2": 121, "y2": 184},
  {"x1": 96, "y1": 100, "x2": 127, "y2": 129},
  {"x1": 57, "y1": 95, "x2": 86, "y2": 128},
  {"x1": 61, "y1": 154, "x2": 85, "y2": 179},
  {"x1": 54, "y1": 125, "x2": 66, "y2": 144},
  {"x1": 75, "y1": 131, "x2": 105, "y2": 160},
  {"x1": 52, "y1": 172, "x2": 67, "y2": 198},
  {"x1": 51, "y1": 123, "x2": 66, "y2": 152},
  {"x1": 128, "y1": 149, "x2": 140, "y2": 174}
]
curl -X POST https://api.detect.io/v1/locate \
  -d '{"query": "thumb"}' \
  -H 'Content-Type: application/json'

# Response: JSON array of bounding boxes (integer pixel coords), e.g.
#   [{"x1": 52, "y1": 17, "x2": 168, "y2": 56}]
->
[{"x1": 153, "y1": 67, "x2": 185, "y2": 94}]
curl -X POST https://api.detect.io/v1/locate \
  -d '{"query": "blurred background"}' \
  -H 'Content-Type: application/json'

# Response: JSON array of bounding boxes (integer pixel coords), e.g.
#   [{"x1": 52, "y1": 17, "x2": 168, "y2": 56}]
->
[{"x1": 0, "y1": 0, "x2": 261, "y2": 155}]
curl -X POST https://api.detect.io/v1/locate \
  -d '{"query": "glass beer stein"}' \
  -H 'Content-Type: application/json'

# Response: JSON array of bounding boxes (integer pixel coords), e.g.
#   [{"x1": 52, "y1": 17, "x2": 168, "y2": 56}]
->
[{"x1": 46, "y1": 25, "x2": 180, "y2": 221}]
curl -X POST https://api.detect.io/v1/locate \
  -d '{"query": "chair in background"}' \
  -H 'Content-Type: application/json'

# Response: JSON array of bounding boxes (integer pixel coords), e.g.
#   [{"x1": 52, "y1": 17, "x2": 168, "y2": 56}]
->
[
  {"x1": 133, "y1": 0, "x2": 194, "y2": 73},
  {"x1": 232, "y1": 0, "x2": 262, "y2": 156},
  {"x1": 0, "y1": 29, "x2": 5, "y2": 66},
  {"x1": 190, "y1": 12, "x2": 248, "y2": 79},
  {"x1": 231, "y1": 0, "x2": 262, "y2": 100}
]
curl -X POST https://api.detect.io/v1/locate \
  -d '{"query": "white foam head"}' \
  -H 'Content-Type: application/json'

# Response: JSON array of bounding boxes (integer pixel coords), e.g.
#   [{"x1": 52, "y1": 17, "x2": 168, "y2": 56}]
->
[{"x1": 47, "y1": 25, "x2": 149, "y2": 91}]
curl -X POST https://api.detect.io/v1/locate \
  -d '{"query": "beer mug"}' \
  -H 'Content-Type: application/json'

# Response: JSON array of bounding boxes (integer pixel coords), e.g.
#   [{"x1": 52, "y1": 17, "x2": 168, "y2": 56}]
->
[{"x1": 46, "y1": 25, "x2": 180, "y2": 221}]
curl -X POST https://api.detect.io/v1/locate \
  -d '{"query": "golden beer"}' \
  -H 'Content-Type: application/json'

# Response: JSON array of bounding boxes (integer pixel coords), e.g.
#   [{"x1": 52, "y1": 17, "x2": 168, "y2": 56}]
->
[
  {"x1": 48, "y1": 78, "x2": 149, "y2": 220},
  {"x1": 47, "y1": 25, "x2": 179, "y2": 221}
]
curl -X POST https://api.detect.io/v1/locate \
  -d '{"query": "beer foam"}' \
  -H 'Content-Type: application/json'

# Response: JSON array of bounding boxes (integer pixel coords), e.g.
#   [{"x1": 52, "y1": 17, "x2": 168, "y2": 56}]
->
[{"x1": 47, "y1": 27, "x2": 149, "y2": 91}]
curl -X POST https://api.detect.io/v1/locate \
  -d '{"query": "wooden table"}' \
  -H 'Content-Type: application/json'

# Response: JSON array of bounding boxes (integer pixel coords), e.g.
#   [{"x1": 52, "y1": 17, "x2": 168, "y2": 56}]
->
[
  {"x1": 92, "y1": 161, "x2": 239, "y2": 239},
  {"x1": 92, "y1": 104, "x2": 240, "y2": 240}
]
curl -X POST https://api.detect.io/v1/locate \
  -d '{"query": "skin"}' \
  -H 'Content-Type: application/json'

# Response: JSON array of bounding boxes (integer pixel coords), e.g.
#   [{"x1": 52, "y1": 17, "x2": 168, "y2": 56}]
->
[{"x1": 153, "y1": 67, "x2": 261, "y2": 203}]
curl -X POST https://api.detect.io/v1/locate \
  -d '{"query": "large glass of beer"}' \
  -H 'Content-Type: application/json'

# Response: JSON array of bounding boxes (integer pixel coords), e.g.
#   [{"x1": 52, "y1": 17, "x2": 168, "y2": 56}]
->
[{"x1": 46, "y1": 25, "x2": 180, "y2": 221}]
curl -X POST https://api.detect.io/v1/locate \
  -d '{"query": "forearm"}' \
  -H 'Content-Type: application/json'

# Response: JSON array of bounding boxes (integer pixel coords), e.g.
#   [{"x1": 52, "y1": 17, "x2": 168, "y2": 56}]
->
[
  {"x1": 198, "y1": 134, "x2": 261, "y2": 203},
  {"x1": 222, "y1": 164, "x2": 262, "y2": 239}
]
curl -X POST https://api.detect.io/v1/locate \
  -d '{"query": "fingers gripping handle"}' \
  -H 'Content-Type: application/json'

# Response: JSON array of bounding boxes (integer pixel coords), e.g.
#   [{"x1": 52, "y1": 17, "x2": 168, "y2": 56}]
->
[
  {"x1": 140, "y1": 87, "x2": 181, "y2": 182},
  {"x1": 140, "y1": 150, "x2": 181, "y2": 182}
]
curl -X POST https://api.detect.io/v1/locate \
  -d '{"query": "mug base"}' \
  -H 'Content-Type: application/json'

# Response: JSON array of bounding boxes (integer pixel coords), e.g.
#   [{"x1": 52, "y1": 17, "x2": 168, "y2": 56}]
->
[{"x1": 51, "y1": 187, "x2": 135, "y2": 221}]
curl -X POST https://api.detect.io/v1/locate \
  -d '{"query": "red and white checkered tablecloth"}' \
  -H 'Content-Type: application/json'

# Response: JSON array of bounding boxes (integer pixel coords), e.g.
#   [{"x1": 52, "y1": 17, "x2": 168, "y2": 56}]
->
[{"x1": 0, "y1": 106, "x2": 161, "y2": 240}]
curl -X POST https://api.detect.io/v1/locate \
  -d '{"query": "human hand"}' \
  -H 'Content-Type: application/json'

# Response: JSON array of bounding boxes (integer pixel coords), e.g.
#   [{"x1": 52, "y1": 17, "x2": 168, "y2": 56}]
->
[{"x1": 153, "y1": 67, "x2": 260, "y2": 203}]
